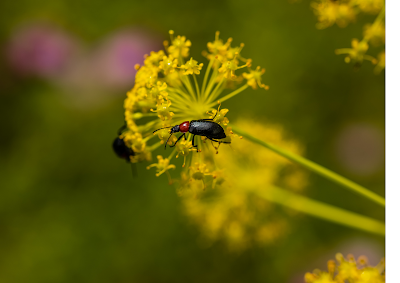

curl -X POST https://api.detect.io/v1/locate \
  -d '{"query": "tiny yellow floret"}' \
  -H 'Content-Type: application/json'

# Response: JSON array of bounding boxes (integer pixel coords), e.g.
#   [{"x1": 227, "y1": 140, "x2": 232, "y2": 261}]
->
[{"x1": 179, "y1": 57, "x2": 204, "y2": 75}]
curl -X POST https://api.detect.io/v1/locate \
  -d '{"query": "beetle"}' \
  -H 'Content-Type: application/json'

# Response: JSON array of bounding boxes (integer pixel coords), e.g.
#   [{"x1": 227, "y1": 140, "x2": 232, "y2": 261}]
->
[
  {"x1": 112, "y1": 125, "x2": 138, "y2": 176},
  {"x1": 113, "y1": 124, "x2": 135, "y2": 162},
  {"x1": 153, "y1": 110, "x2": 230, "y2": 151},
  {"x1": 113, "y1": 136, "x2": 135, "y2": 162}
]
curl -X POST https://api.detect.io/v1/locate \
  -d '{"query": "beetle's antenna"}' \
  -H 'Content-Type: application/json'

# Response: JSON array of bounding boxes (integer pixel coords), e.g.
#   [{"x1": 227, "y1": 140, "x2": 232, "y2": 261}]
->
[
  {"x1": 153, "y1": 126, "x2": 172, "y2": 134},
  {"x1": 165, "y1": 133, "x2": 174, "y2": 149}
]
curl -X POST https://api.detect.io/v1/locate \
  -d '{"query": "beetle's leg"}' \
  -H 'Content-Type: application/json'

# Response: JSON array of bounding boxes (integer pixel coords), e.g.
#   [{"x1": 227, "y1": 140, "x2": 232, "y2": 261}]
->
[
  {"x1": 202, "y1": 102, "x2": 222, "y2": 121},
  {"x1": 192, "y1": 135, "x2": 199, "y2": 152},
  {"x1": 172, "y1": 133, "x2": 186, "y2": 147},
  {"x1": 208, "y1": 138, "x2": 231, "y2": 144},
  {"x1": 201, "y1": 111, "x2": 219, "y2": 121},
  {"x1": 207, "y1": 138, "x2": 221, "y2": 153},
  {"x1": 211, "y1": 101, "x2": 221, "y2": 121},
  {"x1": 210, "y1": 139, "x2": 218, "y2": 151}
]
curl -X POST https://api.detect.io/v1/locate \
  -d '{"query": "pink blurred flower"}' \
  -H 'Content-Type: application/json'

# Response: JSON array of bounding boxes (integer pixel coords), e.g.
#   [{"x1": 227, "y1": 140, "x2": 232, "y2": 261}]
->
[
  {"x1": 55, "y1": 28, "x2": 161, "y2": 108},
  {"x1": 90, "y1": 28, "x2": 161, "y2": 90},
  {"x1": 334, "y1": 123, "x2": 384, "y2": 176},
  {"x1": 6, "y1": 23, "x2": 78, "y2": 78}
]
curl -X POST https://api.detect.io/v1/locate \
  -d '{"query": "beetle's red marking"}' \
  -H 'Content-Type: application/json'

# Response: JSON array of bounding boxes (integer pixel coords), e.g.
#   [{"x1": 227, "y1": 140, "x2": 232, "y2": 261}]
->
[{"x1": 179, "y1": 121, "x2": 190, "y2": 133}]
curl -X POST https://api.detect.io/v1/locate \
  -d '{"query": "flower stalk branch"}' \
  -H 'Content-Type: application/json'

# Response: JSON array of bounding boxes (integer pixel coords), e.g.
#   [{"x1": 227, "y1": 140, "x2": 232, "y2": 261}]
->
[
  {"x1": 231, "y1": 125, "x2": 385, "y2": 207},
  {"x1": 255, "y1": 185, "x2": 385, "y2": 236}
]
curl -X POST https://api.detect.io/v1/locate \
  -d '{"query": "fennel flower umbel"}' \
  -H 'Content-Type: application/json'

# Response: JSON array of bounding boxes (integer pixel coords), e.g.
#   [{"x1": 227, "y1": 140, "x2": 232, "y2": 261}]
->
[
  {"x1": 120, "y1": 30, "x2": 268, "y2": 184},
  {"x1": 305, "y1": 253, "x2": 385, "y2": 283}
]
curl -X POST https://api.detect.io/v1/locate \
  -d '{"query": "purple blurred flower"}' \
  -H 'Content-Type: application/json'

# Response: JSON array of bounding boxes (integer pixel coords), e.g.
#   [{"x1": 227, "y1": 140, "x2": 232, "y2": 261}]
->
[
  {"x1": 91, "y1": 28, "x2": 161, "y2": 90},
  {"x1": 54, "y1": 28, "x2": 161, "y2": 108},
  {"x1": 6, "y1": 23, "x2": 78, "y2": 78}
]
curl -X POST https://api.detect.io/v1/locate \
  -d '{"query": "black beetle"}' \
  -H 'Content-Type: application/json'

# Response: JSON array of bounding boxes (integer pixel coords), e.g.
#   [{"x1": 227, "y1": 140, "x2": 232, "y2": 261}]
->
[
  {"x1": 112, "y1": 135, "x2": 138, "y2": 177},
  {"x1": 153, "y1": 111, "x2": 230, "y2": 151},
  {"x1": 112, "y1": 136, "x2": 135, "y2": 162},
  {"x1": 112, "y1": 125, "x2": 138, "y2": 176},
  {"x1": 113, "y1": 124, "x2": 135, "y2": 162}
]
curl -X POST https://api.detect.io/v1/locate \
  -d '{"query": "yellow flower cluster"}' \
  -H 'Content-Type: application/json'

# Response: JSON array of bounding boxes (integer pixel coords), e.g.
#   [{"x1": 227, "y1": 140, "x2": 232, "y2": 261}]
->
[
  {"x1": 311, "y1": 0, "x2": 356, "y2": 29},
  {"x1": 311, "y1": 0, "x2": 385, "y2": 72},
  {"x1": 120, "y1": 31, "x2": 268, "y2": 183},
  {"x1": 179, "y1": 119, "x2": 308, "y2": 251},
  {"x1": 305, "y1": 253, "x2": 385, "y2": 283}
]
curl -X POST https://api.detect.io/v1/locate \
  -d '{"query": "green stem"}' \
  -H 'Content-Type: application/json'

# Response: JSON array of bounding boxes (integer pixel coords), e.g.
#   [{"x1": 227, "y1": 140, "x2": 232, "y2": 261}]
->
[
  {"x1": 201, "y1": 58, "x2": 214, "y2": 97},
  {"x1": 211, "y1": 84, "x2": 249, "y2": 106},
  {"x1": 137, "y1": 119, "x2": 159, "y2": 133},
  {"x1": 168, "y1": 147, "x2": 177, "y2": 160},
  {"x1": 206, "y1": 78, "x2": 225, "y2": 104},
  {"x1": 180, "y1": 74, "x2": 197, "y2": 102},
  {"x1": 170, "y1": 87, "x2": 194, "y2": 101},
  {"x1": 178, "y1": 57, "x2": 197, "y2": 101},
  {"x1": 361, "y1": 6, "x2": 385, "y2": 44},
  {"x1": 254, "y1": 185, "x2": 385, "y2": 236},
  {"x1": 204, "y1": 62, "x2": 221, "y2": 99},
  {"x1": 148, "y1": 141, "x2": 162, "y2": 151},
  {"x1": 143, "y1": 132, "x2": 157, "y2": 143},
  {"x1": 192, "y1": 74, "x2": 201, "y2": 100},
  {"x1": 131, "y1": 112, "x2": 158, "y2": 119},
  {"x1": 231, "y1": 125, "x2": 385, "y2": 207},
  {"x1": 335, "y1": 48, "x2": 353, "y2": 55},
  {"x1": 168, "y1": 91, "x2": 193, "y2": 108}
]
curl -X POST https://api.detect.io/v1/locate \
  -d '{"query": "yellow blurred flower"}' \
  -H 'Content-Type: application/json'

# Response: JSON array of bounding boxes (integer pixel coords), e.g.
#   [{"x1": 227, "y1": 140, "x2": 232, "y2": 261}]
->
[
  {"x1": 363, "y1": 22, "x2": 385, "y2": 46},
  {"x1": 309, "y1": 0, "x2": 385, "y2": 72},
  {"x1": 179, "y1": 119, "x2": 308, "y2": 251},
  {"x1": 374, "y1": 51, "x2": 385, "y2": 74},
  {"x1": 311, "y1": 0, "x2": 356, "y2": 29},
  {"x1": 166, "y1": 31, "x2": 191, "y2": 58},
  {"x1": 206, "y1": 31, "x2": 232, "y2": 59},
  {"x1": 355, "y1": 0, "x2": 384, "y2": 14},
  {"x1": 305, "y1": 253, "x2": 385, "y2": 283},
  {"x1": 335, "y1": 38, "x2": 377, "y2": 65}
]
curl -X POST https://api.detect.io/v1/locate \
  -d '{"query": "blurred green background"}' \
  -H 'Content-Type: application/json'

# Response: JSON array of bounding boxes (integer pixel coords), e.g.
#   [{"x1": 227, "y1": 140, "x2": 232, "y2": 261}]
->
[{"x1": 0, "y1": 0, "x2": 384, "y2": 282}]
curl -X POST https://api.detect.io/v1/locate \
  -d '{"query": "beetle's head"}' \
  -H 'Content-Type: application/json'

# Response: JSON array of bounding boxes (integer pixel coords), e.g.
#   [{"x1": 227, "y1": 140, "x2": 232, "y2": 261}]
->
[{"x1": 170, "y1": 125, "x2": 180, "y2": 134}]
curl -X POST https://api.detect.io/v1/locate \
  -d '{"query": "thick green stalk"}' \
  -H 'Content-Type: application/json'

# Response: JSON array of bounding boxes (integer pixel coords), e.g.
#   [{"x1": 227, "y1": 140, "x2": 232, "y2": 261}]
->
[
  {"x1": 231, "y1": 125, "x2": 385, "y2": 207},
  {"x1": 254, "y1": 185, "x2": 385, "y2": 236}
]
